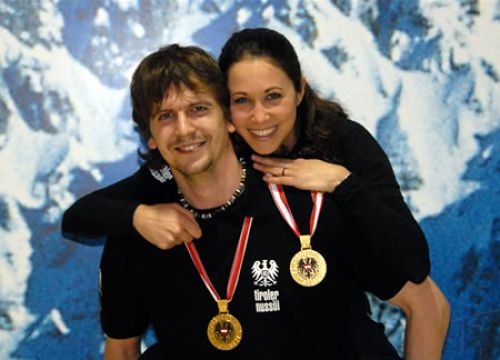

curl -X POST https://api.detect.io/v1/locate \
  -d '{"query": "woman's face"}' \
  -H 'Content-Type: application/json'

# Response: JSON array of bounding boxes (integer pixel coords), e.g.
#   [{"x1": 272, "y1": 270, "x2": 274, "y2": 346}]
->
[{"x1": 227, "y1": 58, "x2": 304, "y2": 155}]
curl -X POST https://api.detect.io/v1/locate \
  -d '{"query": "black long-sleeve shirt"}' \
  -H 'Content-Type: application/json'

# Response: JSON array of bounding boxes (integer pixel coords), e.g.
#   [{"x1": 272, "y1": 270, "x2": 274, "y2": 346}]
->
[{"x1": 62, "y1": 118, "x2": 430, "y2": 297}]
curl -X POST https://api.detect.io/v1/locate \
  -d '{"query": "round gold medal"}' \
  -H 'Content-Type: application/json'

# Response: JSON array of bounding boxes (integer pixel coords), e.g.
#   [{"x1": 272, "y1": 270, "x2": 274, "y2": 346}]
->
[
  {"x1": 289, "y1": 248, "x2": 327, "y2": 287},
  {"x1": 207, "y1": 312, "x2": 242, "y2": 350}
]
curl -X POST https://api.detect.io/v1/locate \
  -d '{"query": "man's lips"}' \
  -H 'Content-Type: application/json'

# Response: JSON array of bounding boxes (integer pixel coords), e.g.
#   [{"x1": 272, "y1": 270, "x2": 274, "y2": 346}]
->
[{"x1": 174, "y1": 141, "x2": 206, "y2": 153}]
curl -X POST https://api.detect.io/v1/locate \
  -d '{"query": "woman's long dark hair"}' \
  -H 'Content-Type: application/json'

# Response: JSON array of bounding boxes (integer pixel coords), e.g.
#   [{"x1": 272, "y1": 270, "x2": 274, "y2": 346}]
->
[{"x1": 219, "y1": 28, "x2": 348, "y2": 163}]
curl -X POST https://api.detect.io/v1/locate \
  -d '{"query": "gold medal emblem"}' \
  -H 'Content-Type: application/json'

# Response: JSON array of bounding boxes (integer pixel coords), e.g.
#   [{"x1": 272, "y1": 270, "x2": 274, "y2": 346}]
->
[
  {"x1": 289, "y1": 235, "x2": 327, "y2": 287},
  {"x1": 207, "y1": 300, "x2": 242, "y2": 350}
]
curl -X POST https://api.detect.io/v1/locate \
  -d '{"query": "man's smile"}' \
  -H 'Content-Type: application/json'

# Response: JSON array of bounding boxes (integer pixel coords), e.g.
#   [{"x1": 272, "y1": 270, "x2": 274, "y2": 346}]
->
[{"x1": 174, "y1": 140, "x2": 206, "y2": 153}]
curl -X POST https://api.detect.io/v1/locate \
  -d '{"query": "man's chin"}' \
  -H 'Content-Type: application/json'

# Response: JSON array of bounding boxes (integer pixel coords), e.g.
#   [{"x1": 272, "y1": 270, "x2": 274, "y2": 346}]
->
[{"x1": 172, "y1": 160, "x2": 212, "y2": 179}]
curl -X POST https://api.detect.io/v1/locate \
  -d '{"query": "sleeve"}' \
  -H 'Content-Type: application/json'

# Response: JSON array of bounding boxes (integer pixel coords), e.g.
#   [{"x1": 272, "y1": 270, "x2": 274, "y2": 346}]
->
[
  {"x1": 99, "y1": 234, "x2": 149, "y2": 339},
  {"x1": 61, "y1": 169, "x2": 145, "y2": 243},
  {"x1": 332, "y1": 119, "x2": 430, "y2": 299}
]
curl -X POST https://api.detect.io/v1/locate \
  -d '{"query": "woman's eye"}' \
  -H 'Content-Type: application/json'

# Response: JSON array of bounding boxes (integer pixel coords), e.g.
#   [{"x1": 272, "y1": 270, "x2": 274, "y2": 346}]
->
[
  {"x1": 266, "y1": 92, "x2": 282, "y2": 101},
  {"x1": 233, "y1": 97, "x2": 248, "y2": 104}
]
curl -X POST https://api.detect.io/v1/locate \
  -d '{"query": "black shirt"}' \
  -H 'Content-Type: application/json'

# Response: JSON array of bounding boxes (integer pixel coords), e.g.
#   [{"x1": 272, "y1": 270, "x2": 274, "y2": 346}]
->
[
  {"x1": 100, "y1": 165, "x2": 407, "y2": 359},
  {"x1": 62, "y1": 119, "x2": 429, "y2": 289},
  {"x1": 63, "y1": 119, "x2": 430, "y2": 358}
]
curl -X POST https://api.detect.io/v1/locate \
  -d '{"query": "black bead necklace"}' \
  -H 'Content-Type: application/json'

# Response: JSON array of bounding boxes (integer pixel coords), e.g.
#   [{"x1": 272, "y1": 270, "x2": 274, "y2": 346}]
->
[{"x1": 178, "y1": 158, "x2": 247, "y2": 219}]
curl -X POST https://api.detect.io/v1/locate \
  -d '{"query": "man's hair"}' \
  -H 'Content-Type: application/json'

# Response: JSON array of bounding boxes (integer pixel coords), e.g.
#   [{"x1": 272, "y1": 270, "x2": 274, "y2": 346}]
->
[{"x1": 131, "y1": 44, "x2": 230, "y2": 168}]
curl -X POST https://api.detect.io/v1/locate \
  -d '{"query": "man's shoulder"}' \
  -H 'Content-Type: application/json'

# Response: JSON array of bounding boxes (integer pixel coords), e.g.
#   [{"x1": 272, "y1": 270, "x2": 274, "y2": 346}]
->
[{"x1": 114, "y1": 163, "x2": 178, "y2": 203}]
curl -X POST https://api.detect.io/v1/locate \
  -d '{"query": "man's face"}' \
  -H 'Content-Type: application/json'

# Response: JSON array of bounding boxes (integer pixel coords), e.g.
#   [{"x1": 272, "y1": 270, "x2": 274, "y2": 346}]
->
[{"x1": 147, "y1": 86, "x2": 235, "y2": 179}]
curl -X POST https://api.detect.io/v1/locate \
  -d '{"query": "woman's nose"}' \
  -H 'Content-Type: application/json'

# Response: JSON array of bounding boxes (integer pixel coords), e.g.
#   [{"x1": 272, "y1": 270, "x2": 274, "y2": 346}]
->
[{"x1": 250, "y1": 102, "x2": 269, "y2": 123}]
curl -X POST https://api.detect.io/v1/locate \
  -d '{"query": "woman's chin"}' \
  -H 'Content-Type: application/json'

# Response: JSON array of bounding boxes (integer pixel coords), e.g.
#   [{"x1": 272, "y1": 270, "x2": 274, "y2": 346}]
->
[
  {"x1": 254, "y1": 149, "x2": 274, "y2": 156},
  {"x1": 248, "y1": 143, "x2": 279, "y2": 156},
  {"x1": 253, "y1": 147, "x2": 293, "y2": 158}
]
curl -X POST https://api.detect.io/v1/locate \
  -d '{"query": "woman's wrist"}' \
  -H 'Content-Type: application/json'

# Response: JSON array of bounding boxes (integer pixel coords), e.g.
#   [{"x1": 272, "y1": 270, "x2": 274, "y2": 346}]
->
[
  {"x1": 330, "y1": 169, "x2": 351, "y2": 192},
  {"x1": 132, "y1": 204, "x2": 147, "y2": 231}
]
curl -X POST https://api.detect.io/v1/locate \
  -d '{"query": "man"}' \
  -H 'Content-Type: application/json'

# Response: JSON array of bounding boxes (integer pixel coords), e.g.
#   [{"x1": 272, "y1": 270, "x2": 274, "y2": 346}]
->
[{"x1": 65, "y1": 45, "x2": 449, "y2": 359}]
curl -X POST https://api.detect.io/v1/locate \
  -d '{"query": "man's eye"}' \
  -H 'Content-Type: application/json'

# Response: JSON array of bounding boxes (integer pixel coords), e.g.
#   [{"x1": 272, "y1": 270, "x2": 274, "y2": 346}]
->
[
  {"x1": 192, "y1": 105, "x2": 208, "y2": 113},
  {"x1": 158, "y1": 112, "x2": 173, "y2": 121}
]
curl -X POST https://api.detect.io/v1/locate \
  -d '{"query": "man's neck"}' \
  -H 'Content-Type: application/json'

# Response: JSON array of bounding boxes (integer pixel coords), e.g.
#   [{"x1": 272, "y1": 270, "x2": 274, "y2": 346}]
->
[{"x1": 174, "y1": 152, "x2": 243, "y2": 210}]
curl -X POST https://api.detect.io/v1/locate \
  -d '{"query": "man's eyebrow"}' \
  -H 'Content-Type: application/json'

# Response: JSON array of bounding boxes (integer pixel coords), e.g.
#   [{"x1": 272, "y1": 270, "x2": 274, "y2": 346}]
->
[
  {"x1": 188, "y1": 97, "x2": 215, "y2": 106},
  {"x1": 155, "y1": 99, "x2": 214, "y2": 113}
]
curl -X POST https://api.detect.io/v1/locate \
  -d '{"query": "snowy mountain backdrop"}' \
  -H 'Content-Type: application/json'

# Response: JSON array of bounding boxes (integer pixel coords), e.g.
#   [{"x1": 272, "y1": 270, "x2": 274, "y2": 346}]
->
[{"x1": 0, "y1": 0, "x2": 498, "y2": 359}]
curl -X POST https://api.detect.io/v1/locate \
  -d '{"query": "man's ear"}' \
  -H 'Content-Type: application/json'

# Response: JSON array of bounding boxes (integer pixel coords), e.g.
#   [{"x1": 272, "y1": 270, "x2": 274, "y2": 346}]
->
[
  {"x1": 147, "y1": 137, "x2": 158, "y2": 149},
  {"x1": 297, "y1": 77, "x2": 306, "y2": 105}
]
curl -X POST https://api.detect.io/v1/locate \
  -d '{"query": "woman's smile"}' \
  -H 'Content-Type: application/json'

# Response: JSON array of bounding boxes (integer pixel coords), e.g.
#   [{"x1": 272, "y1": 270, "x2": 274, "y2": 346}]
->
[{"x1": 248, "y1": 126, "x2": 278, "y2": 139}]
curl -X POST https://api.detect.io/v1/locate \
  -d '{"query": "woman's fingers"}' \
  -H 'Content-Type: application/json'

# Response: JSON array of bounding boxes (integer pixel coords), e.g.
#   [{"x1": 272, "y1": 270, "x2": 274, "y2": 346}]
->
[{"x1": 252, "y1": 154, "x2": 295, "y2": 177}]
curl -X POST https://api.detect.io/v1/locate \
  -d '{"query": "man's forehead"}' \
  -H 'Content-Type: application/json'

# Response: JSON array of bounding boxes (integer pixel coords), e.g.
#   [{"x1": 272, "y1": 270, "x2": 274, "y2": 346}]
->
[{"x1": 160, "y1": 85, "x2": 215, "y2": 106}]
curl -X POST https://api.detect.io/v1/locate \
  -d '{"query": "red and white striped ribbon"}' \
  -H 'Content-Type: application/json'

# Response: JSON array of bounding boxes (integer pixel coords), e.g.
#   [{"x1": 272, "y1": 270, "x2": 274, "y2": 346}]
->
[
  {"x1": 268, "y1": 183, "x2": 323, "y2": 238},
  {"x1": 185, "y1": 216, "x2": 253, "y2": 303}
]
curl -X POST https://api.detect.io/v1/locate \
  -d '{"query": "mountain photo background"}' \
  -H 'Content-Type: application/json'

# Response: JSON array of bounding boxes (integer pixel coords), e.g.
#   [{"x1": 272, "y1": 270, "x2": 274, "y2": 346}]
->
[{"x1": 0, "y1": 0, "x2": 499, "y2": 359}]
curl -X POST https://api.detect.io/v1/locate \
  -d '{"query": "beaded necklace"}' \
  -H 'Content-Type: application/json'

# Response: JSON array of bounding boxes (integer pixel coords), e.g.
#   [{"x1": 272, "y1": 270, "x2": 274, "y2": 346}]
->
[{"x1": 178, "y1": 158, "x2": 247, "y2": 219}]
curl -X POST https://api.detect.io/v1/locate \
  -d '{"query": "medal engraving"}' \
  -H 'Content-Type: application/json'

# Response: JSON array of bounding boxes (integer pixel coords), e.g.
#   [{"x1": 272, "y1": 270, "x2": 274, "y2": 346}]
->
[
  {"x1": 207, "y1": 312, "x2": 243, "y2": 350},
  {"x1": 290, "y1": 237, "x2": 327, "y2": 286},
  {"x1": 207, "y1": 300, "x2": 242, "y2": 350}
]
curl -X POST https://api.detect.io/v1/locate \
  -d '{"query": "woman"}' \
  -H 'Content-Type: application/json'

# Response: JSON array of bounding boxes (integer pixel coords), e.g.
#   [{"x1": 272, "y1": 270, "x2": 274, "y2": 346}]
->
[
  {"x1": 220, "y1": 29, "x2": 450, "y2": 358},
  {"x1": 62, "y1": 29, "x2": 449, "y2": 358}
]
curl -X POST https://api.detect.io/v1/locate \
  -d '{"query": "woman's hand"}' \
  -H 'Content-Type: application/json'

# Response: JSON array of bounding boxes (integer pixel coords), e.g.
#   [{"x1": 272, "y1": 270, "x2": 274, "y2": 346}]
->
[
  {"x1": 133, "y1": 203, "x2": 202, "y2": 250},
  {"x1": 252, "y1": 154, "x2": 351, "y2": 193}
]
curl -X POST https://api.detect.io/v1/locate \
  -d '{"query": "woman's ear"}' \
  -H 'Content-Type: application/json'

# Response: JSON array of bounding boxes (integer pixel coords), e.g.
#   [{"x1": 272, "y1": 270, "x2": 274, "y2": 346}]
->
[
  {"x1": 227, "y1": 121, "x2": 236, "y2": 134},
  {"x1": 147, "y1": 137, "x2": 158, "y2": 149},
  {"x1": 297, "y1": 77, "x2": 306, "y2": 105}
]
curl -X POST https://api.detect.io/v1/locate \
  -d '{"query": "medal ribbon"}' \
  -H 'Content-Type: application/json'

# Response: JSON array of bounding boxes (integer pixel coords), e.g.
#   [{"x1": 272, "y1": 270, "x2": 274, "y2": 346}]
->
[
  {"x1": 185, "y1": 216, "x2": 253, "y2": 303},
  {"x1": 268, "y1": 183, "x2": 323, "y2": 238}
]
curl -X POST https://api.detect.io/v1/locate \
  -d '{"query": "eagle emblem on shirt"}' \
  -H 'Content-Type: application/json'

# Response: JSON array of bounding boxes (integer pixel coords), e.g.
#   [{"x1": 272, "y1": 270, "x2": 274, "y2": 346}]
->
[{"x1": 251, "y1": 260, "x2": 279, "y2": 287}]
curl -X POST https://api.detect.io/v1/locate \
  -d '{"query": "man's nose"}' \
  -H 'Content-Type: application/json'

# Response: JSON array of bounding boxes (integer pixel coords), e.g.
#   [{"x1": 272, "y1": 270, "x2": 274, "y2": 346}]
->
[{"x1": 176, "y1": 113, "x2": 195, "y2": 135}]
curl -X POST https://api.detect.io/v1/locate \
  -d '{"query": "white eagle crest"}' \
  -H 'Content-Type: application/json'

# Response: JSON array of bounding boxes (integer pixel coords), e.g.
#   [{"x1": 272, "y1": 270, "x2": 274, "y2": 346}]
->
[{"x1": 251, "y1": 259, "x2": 279, "y2": 287}]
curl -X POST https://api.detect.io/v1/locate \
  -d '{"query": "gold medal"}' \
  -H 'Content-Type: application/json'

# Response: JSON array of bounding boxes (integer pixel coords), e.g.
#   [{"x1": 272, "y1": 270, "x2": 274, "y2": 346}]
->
[
  {"x1": 186, "y1": 217, "x2": 253, "y2": 351},
  {"x1": 289, "y1": 235, "x2": 327, "y2": 287},
  {"x1": 268, "y1": 184, "x2": 327, "y2": 287},
  {"x1": 207, "y1": 300, "x2": 242, "y2": 351}
]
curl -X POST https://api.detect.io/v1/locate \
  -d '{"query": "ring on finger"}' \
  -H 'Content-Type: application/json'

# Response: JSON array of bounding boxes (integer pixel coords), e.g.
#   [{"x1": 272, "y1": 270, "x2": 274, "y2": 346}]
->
[{"x1": 281, "y1": 167, "x2": 287, "y2": 176}]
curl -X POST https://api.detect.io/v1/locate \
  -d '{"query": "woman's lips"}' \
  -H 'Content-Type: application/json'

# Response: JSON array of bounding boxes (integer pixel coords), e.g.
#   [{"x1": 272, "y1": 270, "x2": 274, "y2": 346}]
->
[{"x1": 248, "y1": 126, "x2": 277, "y2": 138}]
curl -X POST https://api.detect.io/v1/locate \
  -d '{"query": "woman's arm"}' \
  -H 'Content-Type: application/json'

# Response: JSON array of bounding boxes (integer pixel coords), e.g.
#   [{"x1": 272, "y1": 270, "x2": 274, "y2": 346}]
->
[
  {"x1": 251, "y1": 154, "x2": 351, "y2": 193},
  {"x1": 255, "y1": 153, "x2": 431, "y2": 295},
  {"x1": 389, "y1": 276, "x2": 451, "y2": 360},
  {"x1": 61, "y1": 167, "x2": 201, "y2": 248},
  {"x1": 132, "y1": 203, "x2": 201, "y2": 249},
  {"x1": 61, "y1": 186, "x2": 140, "y2": 241},
  {"x1": 253, "y1": 120, "x2": 431, "y2": 287}
]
